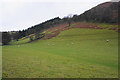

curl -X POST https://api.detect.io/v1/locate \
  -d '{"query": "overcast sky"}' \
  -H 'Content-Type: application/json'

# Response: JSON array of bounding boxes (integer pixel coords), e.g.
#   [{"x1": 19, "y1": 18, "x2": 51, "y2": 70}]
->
[{"x1": 0, "y1": 0, "x2": 117, "y2": 31}]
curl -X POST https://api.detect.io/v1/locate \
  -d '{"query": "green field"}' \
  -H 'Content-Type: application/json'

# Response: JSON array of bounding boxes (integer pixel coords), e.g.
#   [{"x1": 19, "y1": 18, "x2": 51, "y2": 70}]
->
[{"x1": 2, "y1": 23, "x2": 118, "y2": 78}]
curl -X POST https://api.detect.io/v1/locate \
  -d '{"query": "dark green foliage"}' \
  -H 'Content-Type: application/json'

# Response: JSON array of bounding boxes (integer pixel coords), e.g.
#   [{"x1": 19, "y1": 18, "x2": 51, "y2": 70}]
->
[
  {"x1": 35, "y1": 33, "x2": 40, "y2": 40},
  {"x1": 10, "y1": 17, "x2": 61, "y2": 41},
  {"x1": 10, "y1": 31, "x2": 19, "y2": 41},
  {"x1": 29, "y1": 36, "x2": 33, "y2": 42},
  {"x1": 72, "y1": 15, "x2": 79, "y2": 22},
  {"x1": 71, "y1": 2, "x2": 119, "y2": 23},
  {"x1": 2, "y1": 32, "x2": 11, "y2": 45}
]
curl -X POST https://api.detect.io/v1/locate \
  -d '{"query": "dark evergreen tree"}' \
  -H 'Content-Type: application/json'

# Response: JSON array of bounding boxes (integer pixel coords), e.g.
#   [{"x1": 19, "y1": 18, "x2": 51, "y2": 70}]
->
[{"x1": 2, "y1": 32, "x2": 11, "y2": 45}]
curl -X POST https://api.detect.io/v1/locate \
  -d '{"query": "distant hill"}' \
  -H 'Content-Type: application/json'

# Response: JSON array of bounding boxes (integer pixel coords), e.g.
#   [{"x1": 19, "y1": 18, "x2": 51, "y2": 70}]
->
[
  {"x1": 74, "y1": 1, "x2": 119, "y2": 23},
  {"x1": 2, "y1": 1, "x2": 119, "y2": 45}
]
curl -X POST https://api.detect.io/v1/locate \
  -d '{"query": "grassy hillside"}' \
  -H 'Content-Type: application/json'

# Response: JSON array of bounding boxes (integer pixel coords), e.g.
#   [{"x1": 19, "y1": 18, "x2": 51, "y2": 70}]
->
[{"x1": 2, "y1": 23, "x2": 118, "y2": 78}]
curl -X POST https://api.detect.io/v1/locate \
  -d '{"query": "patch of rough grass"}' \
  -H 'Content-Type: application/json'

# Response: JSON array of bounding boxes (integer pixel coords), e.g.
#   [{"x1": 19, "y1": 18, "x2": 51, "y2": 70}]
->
[{"x1": 10, "y1": 38, "x2": 30, "y2": 45}]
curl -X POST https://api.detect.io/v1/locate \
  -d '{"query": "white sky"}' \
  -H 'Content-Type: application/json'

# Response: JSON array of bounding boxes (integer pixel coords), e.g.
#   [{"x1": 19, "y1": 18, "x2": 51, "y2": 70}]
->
[{"x1": 0, "y1": 0, "x2": 114, "y2": 31}]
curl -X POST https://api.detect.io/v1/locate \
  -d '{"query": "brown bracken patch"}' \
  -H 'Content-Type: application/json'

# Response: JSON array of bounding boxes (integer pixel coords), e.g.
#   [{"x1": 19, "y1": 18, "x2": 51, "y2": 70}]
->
[{"x1": 43, "y1": 23, "x2": 119, "y2": 40}]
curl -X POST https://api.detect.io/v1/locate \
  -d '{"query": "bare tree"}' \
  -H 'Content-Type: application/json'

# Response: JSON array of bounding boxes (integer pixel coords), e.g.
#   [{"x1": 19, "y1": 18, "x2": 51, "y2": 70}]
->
[{"x1": 67, "y1": 14, "x2": 73, "y2": 27}]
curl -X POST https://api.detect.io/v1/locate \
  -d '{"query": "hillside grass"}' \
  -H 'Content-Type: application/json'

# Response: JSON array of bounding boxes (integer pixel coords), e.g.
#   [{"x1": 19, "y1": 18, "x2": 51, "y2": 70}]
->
[
  {"x1": 10, "y1": 38, "x2": 30, "y2": 45},
  {"x1": 2, "y1": 23, "x2": 118, "y2": 78}
]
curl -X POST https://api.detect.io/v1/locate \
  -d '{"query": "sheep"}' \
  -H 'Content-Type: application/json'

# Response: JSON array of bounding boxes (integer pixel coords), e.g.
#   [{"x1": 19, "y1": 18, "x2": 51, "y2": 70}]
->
[
  {"x1": 106, "y1": 40, "x2": 110, "y2": 42},
  {"x1": 71, "y1": 42, "x2": 74, "y2": 44}
]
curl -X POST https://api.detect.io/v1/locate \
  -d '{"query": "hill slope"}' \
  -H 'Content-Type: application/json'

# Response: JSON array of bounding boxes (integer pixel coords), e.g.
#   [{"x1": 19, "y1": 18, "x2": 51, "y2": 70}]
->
[
  {"x1": 9, "y1": 22, "x2": 119, "y2": 45},
  {"x1": 4, "y1": 1, "x2": 119, "y2": 44},
  {"x1": 3, "y1": 22, "x2": 118, "y2": 78},
  {"x1": 75, "y1": 2, "x2": 119, "y2": 23},
  {"x1": 2, "y1": 1, "x2": 119, "y2": 78}
]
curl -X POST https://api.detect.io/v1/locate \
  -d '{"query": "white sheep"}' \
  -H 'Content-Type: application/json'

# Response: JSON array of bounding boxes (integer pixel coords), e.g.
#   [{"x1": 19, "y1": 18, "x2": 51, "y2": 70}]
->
[
  {"x1": 71, "y1": 42, "x2": 74, "y2": 44},
  {"x1": 106, "y1": 40, "x2": 110, "y2": 42}
]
